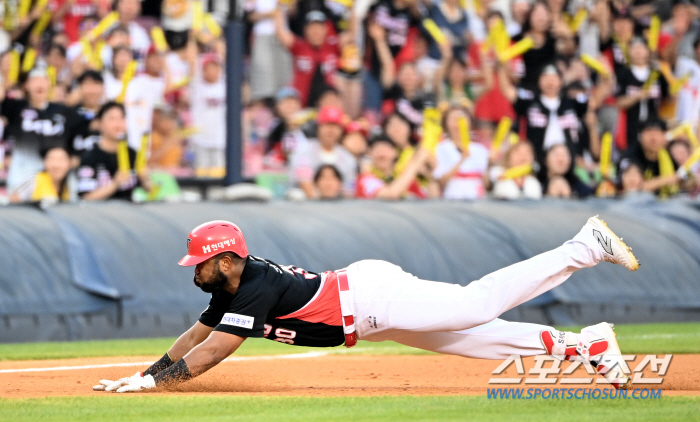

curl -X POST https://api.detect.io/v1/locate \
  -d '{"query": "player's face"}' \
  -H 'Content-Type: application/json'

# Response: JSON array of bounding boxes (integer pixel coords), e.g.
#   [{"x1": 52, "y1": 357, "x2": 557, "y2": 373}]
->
[{"x1": 194, "y1": 257, "x2": 228, "y2": 293}]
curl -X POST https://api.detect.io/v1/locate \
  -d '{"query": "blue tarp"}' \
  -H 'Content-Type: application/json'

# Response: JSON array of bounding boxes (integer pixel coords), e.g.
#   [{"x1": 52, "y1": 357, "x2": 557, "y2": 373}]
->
[{"x1": 1, "y1": 199, "x2": 699, "y2": 342}]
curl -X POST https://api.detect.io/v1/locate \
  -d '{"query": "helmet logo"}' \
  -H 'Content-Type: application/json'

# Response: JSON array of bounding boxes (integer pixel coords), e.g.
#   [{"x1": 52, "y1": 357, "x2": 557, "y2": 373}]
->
[
  {"x1": 187, "y1": 237, "x2": 191, "y2": 251},
  {"x1": 202, "y1": 238, "x2": 237, "y2": 254}
]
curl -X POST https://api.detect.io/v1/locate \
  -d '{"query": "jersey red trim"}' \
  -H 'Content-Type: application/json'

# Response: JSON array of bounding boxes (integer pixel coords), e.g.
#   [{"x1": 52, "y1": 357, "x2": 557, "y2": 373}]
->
[{"x1": 276, "y1": 272, "x2": 342, "y2": 326}]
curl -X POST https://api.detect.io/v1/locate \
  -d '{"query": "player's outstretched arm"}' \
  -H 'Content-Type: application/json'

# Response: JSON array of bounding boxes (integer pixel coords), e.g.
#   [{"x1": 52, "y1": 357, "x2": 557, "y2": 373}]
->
[
  {"x1": 93, "y1": 322, "x2": 214, "y2": 392},
  {"x1": 110, "y1": 332, "x2": 245, "y2": 393}
]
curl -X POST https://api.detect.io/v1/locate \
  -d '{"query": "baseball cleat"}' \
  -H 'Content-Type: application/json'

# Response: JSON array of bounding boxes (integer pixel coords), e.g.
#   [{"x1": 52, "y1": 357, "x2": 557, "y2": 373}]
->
[
  {"x1": 578, "y1": 322, "x2": 632, "y2": 390},
  {"x1": 585, "y1": 215, "x2": 639, "y2": 271}
]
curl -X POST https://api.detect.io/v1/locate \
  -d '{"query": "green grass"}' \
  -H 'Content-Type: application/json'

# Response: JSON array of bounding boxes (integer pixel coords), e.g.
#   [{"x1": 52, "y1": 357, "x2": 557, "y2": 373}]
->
[
  {"x1": 0, "y1": 322, "x2": 698, "y2": 361},
  {"x1": 0, "y1": 395, "x2": 698, "y2": 422}
]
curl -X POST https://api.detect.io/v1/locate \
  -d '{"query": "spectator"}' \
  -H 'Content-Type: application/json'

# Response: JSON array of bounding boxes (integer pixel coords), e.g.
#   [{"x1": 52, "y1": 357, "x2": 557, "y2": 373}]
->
[
  {"x1": 52, "y1": 0, "x2": 100, "y2": 43},
  {"x1": 46, "y1": 44, "x2": 70, "y2": 87},
  {"x1": 618, "y1": 119, "x2": 679, "y2": 196},
  {"x1": 540, "y1": 144, "x2": 593, "y2": 199},
  {"x1": 288, "y1": 106, "x2": 356, "y2": 198},
  {"x1": 355, "y1": 135, "x2": 431, "y2": 199},
  {"x1": 492, "y1": 141, "x2": 543, "y2": 200},
  {"x1": 247, "y1": 0, "x2": 292, "y2": 101},
  {"x1": 674, "y1": 36, "x2": 700, "y2": 128},
  {"x1": 433, "y1": 106, "x2": 489, "y2": 200},
  {"x1": 124, "y1": 47, "x2": 166, "y2": 150},
  {"x1": 103, "y1": 46, "x2": 134, "y2": 100},
  {"x1": 265, "y1": 87, "x2": 307, "y2": 168},
  {"x1": 371, "y1": 19, "x2": 426, "y2": 127},
  {"x1": 70, "y1": 70, "x2": 106, "y2": 155},
  {"x1": 514, "y1": 0, "x2": 570, "y2": 91},
  {"x1": 545, "y1": 175, "x2": 572, "y2": 198},
  {"x1": 313, "y1": 164, "x2": 343, "y2": 200},
  {"x1": 618, "y1": 160, "x2": 645, "y2": 196},
  {"x1": 10, "y1": 146, "x2": 77, "y2": 203},
  {"x1": 116, "y1": 0, "x2": 151, "y2": 58},
  {"x1": 77, "y1": 102, "x2": 151, "y2": 200},
  {"x1": 615, "y1": 38, "x2": 669, "y2": 153},
  {"x1": 341, "y1": 120, "x2": 368, "y2": 159},
  {"x1": 434, "y1": 39, "x2": 476, "y2": 105},
  {"x1": 500, "y1": 63, "x2": 589, "y2": 164},
  {"x1": 274, "y1": 8, "x2": 340, "y2": 107},
  {"x1": 364, "y1": 0, "x2": 422, "y2": 112},
  {"x1": 190, "y1": 53, "x2": 226, "y2": 177},
  {"x1": 425, "y1": 0, "x2": 469, "y2": 60},
  {"x1": 148, "y1": 106, "x2": 184, "y2": 170},
  {"x1": 474, "y1": 12, "x2": 515, "y2": 125},
  {"x1": 382, "y1": 112, "x2": 414, "y2": 152},
  {"x1": 0, "y1": 68, "x2": 84, "y2": 191}
]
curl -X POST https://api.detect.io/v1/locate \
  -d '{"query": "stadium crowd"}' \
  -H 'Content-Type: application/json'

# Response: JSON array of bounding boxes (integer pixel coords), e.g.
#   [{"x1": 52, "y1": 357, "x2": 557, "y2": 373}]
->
[{"x1": 0, "y1": 0, "x2": 699, "y2": 203}]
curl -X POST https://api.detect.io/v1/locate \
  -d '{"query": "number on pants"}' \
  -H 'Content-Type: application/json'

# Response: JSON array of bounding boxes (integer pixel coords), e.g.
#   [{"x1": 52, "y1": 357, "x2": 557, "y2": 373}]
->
[{"x1": 274, "y1": 328, "x2": 296, "y2": 344}]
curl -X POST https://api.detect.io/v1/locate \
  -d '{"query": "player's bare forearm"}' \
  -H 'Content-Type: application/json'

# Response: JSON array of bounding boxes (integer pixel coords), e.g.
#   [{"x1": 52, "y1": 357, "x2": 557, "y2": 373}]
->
[{"x1": 168, "y1": 321, "x2": 214, "y2": 361}]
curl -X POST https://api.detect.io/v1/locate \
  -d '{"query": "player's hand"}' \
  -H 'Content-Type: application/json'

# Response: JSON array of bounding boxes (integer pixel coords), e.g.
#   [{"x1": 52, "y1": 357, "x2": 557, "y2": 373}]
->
[
  {"x1": 115, "y1": 373, "x2": 156, "y2": 393},
  {"x1": 92, "y1": 373, "x2": 134, "y2": 391}
]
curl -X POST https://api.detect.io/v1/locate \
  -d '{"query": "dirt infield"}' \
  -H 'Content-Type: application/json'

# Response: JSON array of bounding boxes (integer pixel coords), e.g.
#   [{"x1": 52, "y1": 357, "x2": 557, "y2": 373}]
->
[{"x1": 1, "y1": 354, "x2": 698, "y2": 398}]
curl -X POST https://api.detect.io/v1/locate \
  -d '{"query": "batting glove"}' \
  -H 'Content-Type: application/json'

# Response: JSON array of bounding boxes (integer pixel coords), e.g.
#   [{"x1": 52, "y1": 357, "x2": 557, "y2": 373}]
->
[
  {"x1": 115, "y1": 373, "x2": 157, "y2": 393},
  {"x1": 92, "y1": 374, "x2": 132, "y2": 391}
]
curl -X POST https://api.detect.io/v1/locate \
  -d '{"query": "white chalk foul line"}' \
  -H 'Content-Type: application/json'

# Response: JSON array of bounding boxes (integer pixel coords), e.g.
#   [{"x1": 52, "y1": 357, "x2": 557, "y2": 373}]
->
[{"x1": 0, "y1": 351, "x2": 329, "y2": 374}]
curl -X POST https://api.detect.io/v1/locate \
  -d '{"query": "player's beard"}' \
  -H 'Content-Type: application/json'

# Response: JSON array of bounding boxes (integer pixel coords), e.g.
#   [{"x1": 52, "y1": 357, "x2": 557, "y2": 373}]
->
[{"x1": 194, "y1": 267, "x2": 228, "y2": 293}]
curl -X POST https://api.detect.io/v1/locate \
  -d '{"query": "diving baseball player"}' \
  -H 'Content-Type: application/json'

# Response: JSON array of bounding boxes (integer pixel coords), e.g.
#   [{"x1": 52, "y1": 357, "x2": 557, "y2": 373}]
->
[{"x1": 94, "y1": 216, "x2": 639, "y2": 393}]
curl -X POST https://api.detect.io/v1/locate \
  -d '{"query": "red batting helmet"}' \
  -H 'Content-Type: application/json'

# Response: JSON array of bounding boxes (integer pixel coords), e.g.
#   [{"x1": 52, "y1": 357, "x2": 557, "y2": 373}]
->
[{"x1": 178, "y1": 220, "x2": 249, "y2": 266}]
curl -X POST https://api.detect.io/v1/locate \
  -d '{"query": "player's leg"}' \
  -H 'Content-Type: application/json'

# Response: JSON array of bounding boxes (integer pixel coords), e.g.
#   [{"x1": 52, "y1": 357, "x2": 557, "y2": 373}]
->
[
  {"x1": 352, "y1": 216, "x2": 637, "y2": 337},
  {"x1": 381, "y1": 319, "x2": 632, "y2": 389},
  {"x1": 383, "y1": 318, "x2": 550, "y2": 360}
]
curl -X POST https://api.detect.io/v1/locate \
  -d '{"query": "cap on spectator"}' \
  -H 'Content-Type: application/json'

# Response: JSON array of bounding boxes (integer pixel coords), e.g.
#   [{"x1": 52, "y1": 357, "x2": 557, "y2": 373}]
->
[
  {"x1": 78, "y1": 69, "x2": 104, "y2": 84},
  {"x1": 305, "y1": 10, "x2": 327, "y2": 24},
  {"x1": 202, "y1": 53, "x2": 221, "y2": 69},
  {"x1": 640, "y1": 119, "x2": 667, "y2": 132},
  {"x1": 275, "y1": 87, "x2": 301, "y2": 102},
  {"x1": 317, "y1": 106, "x2": 346, "y2": 126}
]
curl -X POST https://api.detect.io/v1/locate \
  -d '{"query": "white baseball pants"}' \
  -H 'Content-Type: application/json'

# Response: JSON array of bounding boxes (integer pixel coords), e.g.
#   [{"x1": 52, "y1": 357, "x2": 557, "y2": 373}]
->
[{"x1": 349, "y1": 226, "x2": 602, "y2": 359}]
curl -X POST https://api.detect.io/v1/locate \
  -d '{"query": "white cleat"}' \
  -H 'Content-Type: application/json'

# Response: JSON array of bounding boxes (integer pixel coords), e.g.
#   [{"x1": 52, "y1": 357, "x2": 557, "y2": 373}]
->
[
  {"x1": 585, "y1": 215, "x2": 639, "y2": 271},
  {"x1": 578, "y1": 322, "x2": 632, "y2": 390}
]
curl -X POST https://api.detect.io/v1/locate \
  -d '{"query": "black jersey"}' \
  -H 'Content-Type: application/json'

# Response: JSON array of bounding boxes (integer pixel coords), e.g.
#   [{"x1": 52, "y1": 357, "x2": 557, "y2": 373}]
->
[
  {"x1": 77, "y1": 142, "x2": 140, "y2": 201},
  {"x1": 199, "y1": 256, "x2": 345, "y2": 348}
]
